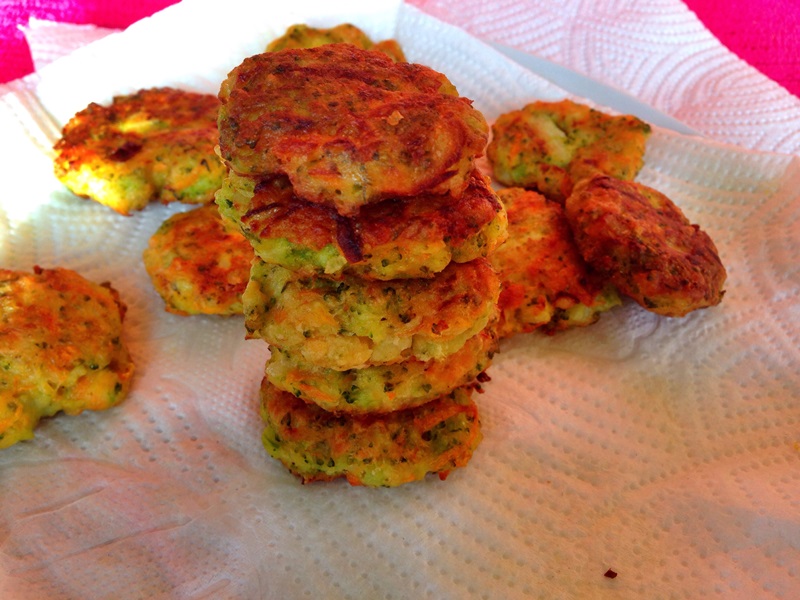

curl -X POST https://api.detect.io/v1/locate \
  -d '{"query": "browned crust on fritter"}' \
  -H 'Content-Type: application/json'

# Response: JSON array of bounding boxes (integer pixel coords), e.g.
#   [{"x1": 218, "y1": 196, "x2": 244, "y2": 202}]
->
[
  {"x1": 235, "y1": 170, "x2": 506, "y2": 278},
  {"x1": 142, "y1": 204, "x2": 253, "y2": 316},
  {"x1": 0, "y1": 266, "x2": 135, "y2": 448},
  {"x1": 492, "y1": 187, "x2": 619, "y2": 337},
  {"x1": 260, "y1": 379, "x2": 482, "y2": 486},
  {"x1": 266, "y1": 23, "x2": 407, "y2": 62},
  {"x1": 54, "y1": 87, "x2": 223, "y2": 214},
  {"x1": 217, "y1": 44, "x2": 488, "y2": 215},
  {"x1": 564, "y1": 175, "x2": 727, "y2": 317},
  {"x1": 487, "y1": 99, "x2": 651, "y2": 203}
]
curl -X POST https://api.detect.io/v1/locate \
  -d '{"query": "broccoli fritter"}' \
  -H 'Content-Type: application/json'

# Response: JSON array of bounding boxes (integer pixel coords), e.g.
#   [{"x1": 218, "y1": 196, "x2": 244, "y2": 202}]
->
[
  {"x1": 564, "y1": 175, "x2": 727, "y2": 317},
  {"x1": 491, "y1": 187, "x2": 621, "y2": 338},
  {"x1": 215, "y1": 170, "x2": 507, "y2": 280},
  {"x1": 260, "y1": 379, "x2": 483, "y2": 486},
  {"x1": 0, "y1": 267, "x2": 135, "y2": 449},
  {"x1": 265, "y1": 325, "x2": 497, "y2": 414},
  {"x1": 142, "y1": 204, "x2": 253, "y2": 316},
  {"x1": 244, "y1": 258, "x2": 500, "y2": 370},
  {"x1": 54, "y1": 87, "x2": 225, "y2": 215},
  {"x1": 217, "y1": 44, "x2": 489, "y2": 216},
  {"x1": 487, "y1": 99, "x2": 651, "y2": 203},
  {"x1": 266, "y1": 23, "x2": 406, "y2": 62}
]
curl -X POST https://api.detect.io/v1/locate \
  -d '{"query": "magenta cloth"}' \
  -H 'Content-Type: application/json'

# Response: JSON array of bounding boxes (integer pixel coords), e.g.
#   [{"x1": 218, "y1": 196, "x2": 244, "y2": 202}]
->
[{"x1": 1, "y1": 0, "x2": 798, "y2": 98}]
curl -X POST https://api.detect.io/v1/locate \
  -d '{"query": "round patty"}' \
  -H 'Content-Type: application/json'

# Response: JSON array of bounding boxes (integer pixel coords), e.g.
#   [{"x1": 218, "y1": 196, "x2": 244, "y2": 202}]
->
[
  {"x1": 244, "y1": 258, "x2": 500, "y2": 370},
  {"x1": 492, "y1": 187, "x2": 621, "y2": 338},
  {"x1": 217, "y1": 44, "x2": 489, "y2": 216},
  {"x1": 488, "y1": 99, "x2": 651, "y2": 203},
  {"x1": 265, "y1": 325, "x2": 497, "y2": 414},
  {"x1": 259, "y1": 378, "x2": 483, "y2": 487},
  {"x1": 0, "y1": 267, "x2": 135, "y2": 449},
  {"x1": 266, "y1": 23, "x2": 406, "y2": 62},
  {"x1": 54, "y1": 87, "x2": 225, "y2": 215},
  {"x1": 215, "y1": 169, "x2": 507, "y2": 280},
  {"x1": 564, "y1": 175, "x2": 727, "y2": 317},
  {"x1": 142, "y1": 204, "x2": 253, "y2": 316}
]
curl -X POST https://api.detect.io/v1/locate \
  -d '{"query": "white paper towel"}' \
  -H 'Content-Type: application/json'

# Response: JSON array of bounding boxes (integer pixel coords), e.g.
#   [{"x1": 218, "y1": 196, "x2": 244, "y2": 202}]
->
[{"x1": 0, "y1": 1, "x2": 798, "y2": 599}]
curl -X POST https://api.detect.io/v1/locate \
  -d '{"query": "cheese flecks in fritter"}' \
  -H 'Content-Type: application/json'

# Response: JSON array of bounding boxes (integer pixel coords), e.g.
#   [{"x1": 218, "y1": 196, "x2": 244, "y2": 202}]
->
[
  {"x1": 54, "y1": 87, "x2": 225, "y2": 215},
  {"x1": 143, "y1": 204, "x2": 253, "y2": 316},
  {"x1": 265, "y1": 325, "x2": 497, "y2": 414},
  {"x1": 0, "y1": 267, "x2": 135, "y2": 449},
  {"x1": 492, "y1": 187, "x2": 621, "y2": 338},
  {"x1": 487, "y1": 99, "x2": 651, "y2": 203},
  {"x1": 215, "y1": 170, "x2": 507, "y2": 280},
  {"x1": 217, "y1": 44, "x2": 489, "y2": 216},
  {"x1": 564, "y1": 175, "x2": 727, "y2": 317},
  {"x1": 266, "y1": 23, "x2": 406, "y2": 62},
  {"x1": 244, "y1": 259, "x2": 500, "y2": 371},
  {"x1": 260, "y1": 379, "x2": 482, "y2": 487}
]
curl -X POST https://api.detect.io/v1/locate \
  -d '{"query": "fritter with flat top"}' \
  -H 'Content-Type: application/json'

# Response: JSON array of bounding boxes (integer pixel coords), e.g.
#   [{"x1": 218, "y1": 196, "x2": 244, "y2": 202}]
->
[
  {"x1": 244, "y1": 258, "x2": 500, "y2": 370},
  {"x1": 0, "y1": 267, "x2": 135, "y2": 449},
  {"x1": 488, "y1": 99, "x2": 651, "y2": 203},
  {"x1": 143, "y1": 204, "x2": 253, "y2": 316},
  {"x1": 260, "y1": 379, "x2": 482, "y2": 487},
  {"x1": 266, "y1": 23, "x2": 406, "y2": 62},
  {"x1": 564, "y1": 175, "x2": 727, "y2": 317},
  {"x1": 491, "y1": 187, "x2": 621, "y2": 338},
  {"x1": 215, "y1": 169, "x2": 507, "y2": 280},
  {"x1": 217, "y1": 44, "x2": 489, "y2": 216},
  {"x1": 54, "y1": 87, "x2": 225, "y2": 215},
  {"x1": 265, "y1": 325, "x2": 497, "y2": 414}
]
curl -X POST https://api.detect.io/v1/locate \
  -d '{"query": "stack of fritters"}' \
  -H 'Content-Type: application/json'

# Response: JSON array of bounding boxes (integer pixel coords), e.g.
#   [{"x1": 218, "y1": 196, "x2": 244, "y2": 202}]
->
[{"x1": 216, "y1": 42, "x2": 507, "y2": 486}]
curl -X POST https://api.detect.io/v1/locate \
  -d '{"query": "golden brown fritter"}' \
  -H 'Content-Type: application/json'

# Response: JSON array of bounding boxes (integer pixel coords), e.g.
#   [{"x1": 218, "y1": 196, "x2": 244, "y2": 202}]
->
[
  {"x1": 217, "y1": 44, "x2": 489, "y2": 216},
  {"x1": 564, "y1": 175, "x2": 727, "y2": 317},
  {"x1": 265, "y1": 325, "x2": 497, "y2": 414},
  {"x1": 244, "y1": 258, "x2": 500, "y2": 371},
  {"x1": 492, "y1": 187, "x2": 621, "y2": 337},
  {"x1": 266, "y1": 23, "x2": 406, "y2": 62},
  {"x1": 487, "y1": 99, "x2": 651, "y2": 203},
  {"x1": 260, "y1": 378, "x2": 483, "y2": 486},
  {"x1": 0, "y1": 267, "x2": 135, "y2": 449},
  {"x1": 142, "y1": 204, "x2": 253, "y2": 316},
  {"x1": 54, "y1": 87, "x2": 225, "y2": 215},
  {"x1": 215, "y1": 169, "x2": 507, "y2": 280}
]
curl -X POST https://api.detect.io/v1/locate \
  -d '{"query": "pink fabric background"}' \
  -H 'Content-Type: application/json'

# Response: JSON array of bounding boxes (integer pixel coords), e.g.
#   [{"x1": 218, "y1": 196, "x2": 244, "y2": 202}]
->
[{"x1": 1, "y1": 0, "x2": 799, "y2": 98}]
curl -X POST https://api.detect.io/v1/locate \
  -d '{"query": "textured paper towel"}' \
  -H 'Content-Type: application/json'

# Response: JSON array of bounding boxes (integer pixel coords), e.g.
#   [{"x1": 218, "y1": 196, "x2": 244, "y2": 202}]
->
[
  {"x1": 0, "y1": 1, "x2": 798, "y2": 599},
  {"x1": 409, "y1": 0, "x2": 800, "y2": 156}
]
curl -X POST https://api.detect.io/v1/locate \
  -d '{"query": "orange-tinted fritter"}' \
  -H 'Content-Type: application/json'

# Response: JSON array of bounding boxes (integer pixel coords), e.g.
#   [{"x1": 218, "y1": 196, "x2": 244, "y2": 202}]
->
[
  {"x1": 266, "y1": 23, "x2": 406, "y2": 62},
  {"x1": 244, "y1": 258, "x2": 500, "y2": 370},
  {"x1": 564, "y1": 175, "x2": 727, "y2": 317},
  {"x1": 217, "y1": 44, "x2": 489, "y2": 215},
  {"x1": 492, "y1": 187, "x2": 621, "y2": 338},
  {"x1": 142, "y1": 204, "x2": 253, "y2": 316},
  {"x1": 54, "y1": 87, "x2": 224, "y2": 215},
  {"x1": 0, "y1": 267, "x2": 135, "y2": 448},
  {"x1": 487, "y1": 99, "x2": 651, "y2": 203},
  {"x1": 216, "y1": 169, "x2": 507, "y2": 280},
  {"x1": 260, "y1": 379, "x2": 483, "y2": 487}
]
